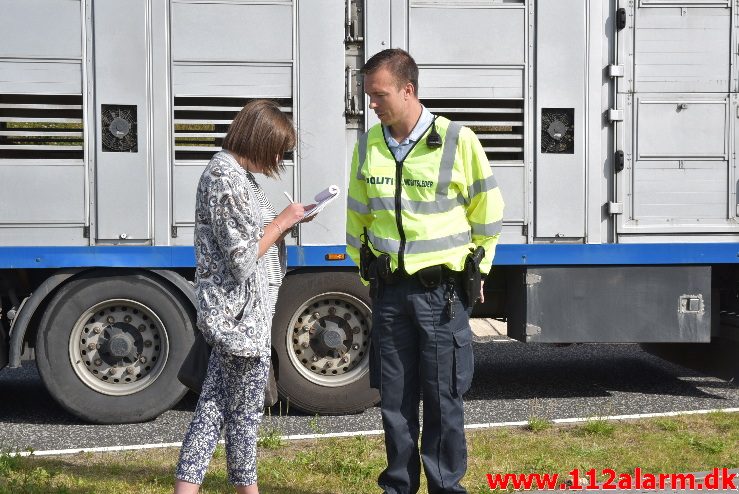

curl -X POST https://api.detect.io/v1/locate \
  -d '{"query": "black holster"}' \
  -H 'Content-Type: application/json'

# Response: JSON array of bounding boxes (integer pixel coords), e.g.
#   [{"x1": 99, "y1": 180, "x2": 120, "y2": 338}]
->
[
  {"x1": 359, "y1": 227, "x2": 376, "y2": 279},
  {"x1": 463, "y1": 246, "x2": 485, "y2": 309},
  {"x1": 360, "y1": 227, "x2": 382, "y2": 298},
  {"x1": 359, "y1": 245, "x2": 375, "y2": 282}
]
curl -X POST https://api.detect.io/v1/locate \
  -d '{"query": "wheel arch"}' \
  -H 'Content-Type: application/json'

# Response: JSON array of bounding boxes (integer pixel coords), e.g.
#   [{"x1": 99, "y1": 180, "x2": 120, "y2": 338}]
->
[
  {"x1": 9, "y1": 268, "x2": 196, "y2": 368},
  {"x1": 8, "y1": 268, "x2": 84, "y2": 368},
  {"x1": 284, "y1": 265, "x2": 361, "y2": 277}
]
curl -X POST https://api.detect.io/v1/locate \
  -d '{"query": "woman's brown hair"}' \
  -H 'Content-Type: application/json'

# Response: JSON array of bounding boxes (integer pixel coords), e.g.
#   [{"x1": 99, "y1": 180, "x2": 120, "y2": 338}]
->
[{"x1": 222, "y1": 99, "x2": 296, "y2": 178}]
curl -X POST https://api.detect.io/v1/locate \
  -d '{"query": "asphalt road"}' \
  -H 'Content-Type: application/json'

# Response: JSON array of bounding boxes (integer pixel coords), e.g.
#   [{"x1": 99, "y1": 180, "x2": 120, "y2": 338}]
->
[{"x1": 1, "y1": 340, "x2": 738, "y2": 453}]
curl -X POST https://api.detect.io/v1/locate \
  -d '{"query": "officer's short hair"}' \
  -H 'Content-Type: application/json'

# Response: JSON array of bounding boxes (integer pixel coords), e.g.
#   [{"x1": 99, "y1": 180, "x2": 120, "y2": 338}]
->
[
  {"x1": 362, "y1": 48, "x2": 419, "y2": 96},
  {"x1": 223, "y1": 99, "x2": 296, "y2": 178}
]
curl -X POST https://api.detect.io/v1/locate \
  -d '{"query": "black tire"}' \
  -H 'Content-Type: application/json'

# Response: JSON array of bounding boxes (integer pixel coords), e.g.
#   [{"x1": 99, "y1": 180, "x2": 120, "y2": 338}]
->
[
  {"x1": 641, "y1": 338, "x2": 739, "y2": 381},
  {"x1": 272, "y1": 271, "x2": 379, "y2": 414},
  {"x1": 36, "y1": 270, "x2": 196, "y2": 424}
]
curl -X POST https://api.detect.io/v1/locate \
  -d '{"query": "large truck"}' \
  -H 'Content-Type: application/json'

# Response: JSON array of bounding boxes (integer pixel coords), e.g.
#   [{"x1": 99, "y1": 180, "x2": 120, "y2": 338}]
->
[{"x1": 1, "y1": 0, "x2": 737, "y2": 424}]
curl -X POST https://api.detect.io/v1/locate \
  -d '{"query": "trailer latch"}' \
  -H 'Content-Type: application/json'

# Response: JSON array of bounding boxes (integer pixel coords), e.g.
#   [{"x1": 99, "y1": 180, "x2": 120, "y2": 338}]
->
[
  {"x1": 616, "y1": 8, "x2": 627, "y2": 30},
  {"x1": 615, "y1": 150, "x2": 624, "y2": 173}
]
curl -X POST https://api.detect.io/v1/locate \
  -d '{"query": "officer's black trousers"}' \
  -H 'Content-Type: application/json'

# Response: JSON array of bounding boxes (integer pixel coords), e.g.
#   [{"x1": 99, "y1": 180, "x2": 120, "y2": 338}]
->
[{"x1": 370, "y1": 276, "x2": 474, "y2": 494}]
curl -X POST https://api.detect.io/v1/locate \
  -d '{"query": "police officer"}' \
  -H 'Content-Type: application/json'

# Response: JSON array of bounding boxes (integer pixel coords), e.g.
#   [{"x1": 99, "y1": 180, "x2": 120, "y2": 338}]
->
[{"x1": 346, "y1": 49, "x2": 504, "y2": 494}]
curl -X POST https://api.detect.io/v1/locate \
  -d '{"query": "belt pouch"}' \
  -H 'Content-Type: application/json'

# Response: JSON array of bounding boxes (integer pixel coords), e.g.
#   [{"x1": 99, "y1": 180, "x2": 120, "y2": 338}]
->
[
  {"x1": 377, "y1": 254, "x2": 392, "y2": 281},
  {"x1": 416, "y1": 265, "x2": 442, "y2": 288}
]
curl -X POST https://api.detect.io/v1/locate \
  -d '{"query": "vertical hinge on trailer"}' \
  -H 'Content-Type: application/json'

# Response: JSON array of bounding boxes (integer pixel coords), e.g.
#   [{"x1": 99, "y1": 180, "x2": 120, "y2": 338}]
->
[
  {"x1": 345, "y1": 66, "x2": 364, "y2": 120},
  {"x1": 608, "y1": 65, "x2": 624, "y2": 78},
  {"x1": 344, "y1": 0, "x2": 364, "y2": 45},
  {"x1": 608, "y1": 109, "x2": 624, "y2": 122},
  {"x1": 522, "y1": 224, "x2": 528, "y2": 237},
  {"x1": 83, "y1": 226, "x2": 89, "y2": 238},
  {"x1": 171, "y1": 226, "x2": 178, "y2": 238},
  {"x1": 344, "y1": 0, "x2": 364, "y2": 126},
  {"x1": 608, "y1": 202, "x2": 624, "y2": 215},
  {"x1": 608, "y1": 64, "x2": 625, "y2": 174}
]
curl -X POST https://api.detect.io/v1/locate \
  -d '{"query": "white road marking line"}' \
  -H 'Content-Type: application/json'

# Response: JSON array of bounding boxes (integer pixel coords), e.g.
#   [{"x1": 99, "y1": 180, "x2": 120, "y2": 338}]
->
[
  {"x1": 14, "y1": 407, "x2": 739, "y2": 457},
  {"x1": 464, "y1": 407, "x2": 739, "y2": 430},
  {"x1": 15, "y1": 442, "x2": 184, "y2": 457}
]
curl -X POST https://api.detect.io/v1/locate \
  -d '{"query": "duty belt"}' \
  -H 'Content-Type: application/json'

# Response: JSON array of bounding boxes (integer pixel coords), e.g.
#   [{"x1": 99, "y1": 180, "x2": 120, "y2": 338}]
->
[{"x1": 378, "y1": 263, "x2": 463, "y2": 289}]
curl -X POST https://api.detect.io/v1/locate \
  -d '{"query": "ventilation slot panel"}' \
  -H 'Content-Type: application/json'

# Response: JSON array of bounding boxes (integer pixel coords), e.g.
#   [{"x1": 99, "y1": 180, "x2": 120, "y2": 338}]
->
[
  {"x1": 412, "y1": 0, "x2": 524, "y2": 5},
  {"x1": 0, "y1": 94, "x2": 84, "y2": 159},
  {"x1": 421, "y1": 98, "x2": 524, "y2": 162},
  {"x1": 174, "y1": 97, "x2": 293, "y2": 161}
]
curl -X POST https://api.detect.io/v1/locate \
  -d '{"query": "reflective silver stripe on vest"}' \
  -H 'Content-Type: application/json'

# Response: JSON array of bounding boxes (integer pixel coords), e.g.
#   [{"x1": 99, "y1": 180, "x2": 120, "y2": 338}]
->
[
  {"x1": 356, "y1": 131, "x2": 369, "y2": 180},
  {"x1": 468, "y1": 174, "x2": 498, "y2": 200},
  {"x1": 470, "y1": 220, "x2": 503, "y2": 237},
  {"x1": 368, "y1": 194, "x2": 465, "y2": 215},
  {"x1": 367, "y1": 196, "x2": 395, "y2": 212},
  {"x1": 368, "y1": 230, "x2": 471, "y2": 256},
  {"x1": 435, "y1": 121, "x2": 461, "y2": 197},
  {"x1": 348, "y1": 196, "x2": 371, "y2": 215},
  {"x1": 366, "y1": 231, "x2": 398, "y2": 254},
  {"x1": 346, "y1": 233, "x2": 362, "y2": 250}
]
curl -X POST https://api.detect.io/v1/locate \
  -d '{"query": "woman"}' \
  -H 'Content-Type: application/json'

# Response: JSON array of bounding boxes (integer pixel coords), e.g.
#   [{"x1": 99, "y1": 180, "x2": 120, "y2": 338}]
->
[{"x1": 174, "y1": 99, "x2": 310, "y2": 494}]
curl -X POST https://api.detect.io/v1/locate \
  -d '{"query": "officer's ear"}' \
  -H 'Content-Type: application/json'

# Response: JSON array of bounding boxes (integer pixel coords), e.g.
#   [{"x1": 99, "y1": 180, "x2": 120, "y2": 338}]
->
[{"x1": 403, "y1": 81, "x2": 416, "y2": 100}]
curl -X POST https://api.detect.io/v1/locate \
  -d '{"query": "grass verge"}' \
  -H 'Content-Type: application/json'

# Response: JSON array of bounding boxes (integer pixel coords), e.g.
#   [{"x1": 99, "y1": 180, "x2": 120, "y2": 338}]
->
[{"x1": 1, "y1": 412, "x2": 737, "y2": 494}]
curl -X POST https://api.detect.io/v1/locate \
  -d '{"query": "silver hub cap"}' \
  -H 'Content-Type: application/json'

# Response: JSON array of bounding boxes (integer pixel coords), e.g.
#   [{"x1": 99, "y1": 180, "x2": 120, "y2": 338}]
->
[
  {"x1": 286, "y1": 292, "x2": 371, "y2": 387},
  {"x1": 68, "y1": 299, "x2": 169, "y2": 396}
]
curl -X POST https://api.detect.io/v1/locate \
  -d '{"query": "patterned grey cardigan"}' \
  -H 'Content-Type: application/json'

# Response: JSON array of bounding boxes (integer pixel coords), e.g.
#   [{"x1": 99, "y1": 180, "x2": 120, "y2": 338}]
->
[{"x1": 194, "y1": 151, "x2": 280, "y2": 357}]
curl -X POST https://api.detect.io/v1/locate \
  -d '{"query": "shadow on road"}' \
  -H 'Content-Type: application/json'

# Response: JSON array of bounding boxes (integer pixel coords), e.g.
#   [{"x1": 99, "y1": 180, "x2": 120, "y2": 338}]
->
[
  {"x1": 1, "y1": 342, "x2": 736, "y2": 425},
  {"x1": 465, "y1": 342, "x2": 734, "y2": 402}
]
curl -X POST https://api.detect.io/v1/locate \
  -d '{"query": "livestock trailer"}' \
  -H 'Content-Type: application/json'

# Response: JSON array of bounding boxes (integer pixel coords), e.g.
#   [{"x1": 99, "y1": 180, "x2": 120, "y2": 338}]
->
[{"x1": 0, "y1": 0, "x2": 737, "y2": 423}]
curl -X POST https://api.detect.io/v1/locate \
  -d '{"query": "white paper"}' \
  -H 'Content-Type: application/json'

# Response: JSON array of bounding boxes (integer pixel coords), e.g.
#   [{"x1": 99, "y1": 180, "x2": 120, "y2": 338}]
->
[{"x1": 304, "y1": 184, "x2": 340, "y2": 218}]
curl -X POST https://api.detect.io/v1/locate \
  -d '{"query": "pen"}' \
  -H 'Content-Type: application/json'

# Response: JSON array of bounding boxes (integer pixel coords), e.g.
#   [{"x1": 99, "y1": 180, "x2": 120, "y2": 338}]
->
[{"x1": 283, "y1": 191, "x2": 295, "y2": 203}]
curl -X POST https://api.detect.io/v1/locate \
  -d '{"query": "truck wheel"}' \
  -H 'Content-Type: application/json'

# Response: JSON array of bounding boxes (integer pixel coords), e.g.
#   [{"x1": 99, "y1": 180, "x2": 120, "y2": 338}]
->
[
  {"x1": 35, "y1": 271, "x2": 195, "y2": 424},
  {"x1": 272, "y1": 271, "x2": 379, "y2": 414}
]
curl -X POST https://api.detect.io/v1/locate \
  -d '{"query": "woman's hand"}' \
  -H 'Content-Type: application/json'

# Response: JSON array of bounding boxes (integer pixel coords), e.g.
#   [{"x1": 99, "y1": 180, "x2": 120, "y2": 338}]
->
[
  {"x1": 258, "y1": 202, "x2": 319, "y2": 258},
  {"x1": 300, "y1": 204, "x2": 318, "y2": 223},
  {"x1": 275, "y1": 203, "x2": 308, "y2": 229},
  {"x1": 257, "y1": 203, "x2": 307, "y2": 257}
]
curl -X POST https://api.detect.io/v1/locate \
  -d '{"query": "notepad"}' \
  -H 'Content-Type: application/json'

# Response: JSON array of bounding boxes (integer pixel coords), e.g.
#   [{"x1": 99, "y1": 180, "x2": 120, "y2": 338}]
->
[{"x1": 304, "y1": 185, "x2": 340, "y2": 219}]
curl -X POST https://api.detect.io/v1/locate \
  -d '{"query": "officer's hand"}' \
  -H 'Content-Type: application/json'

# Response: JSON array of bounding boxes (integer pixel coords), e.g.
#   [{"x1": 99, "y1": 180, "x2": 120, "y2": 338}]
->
[{"x1": 479, "y1": 280, "x2": 485, "y2": 304}]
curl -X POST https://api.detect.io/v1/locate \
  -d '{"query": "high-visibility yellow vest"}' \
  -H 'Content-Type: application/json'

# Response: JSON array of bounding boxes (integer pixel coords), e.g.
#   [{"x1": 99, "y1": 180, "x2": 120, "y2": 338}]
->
[{"x1": 346, "y1": 116, "x2": 504, "y2": 280}]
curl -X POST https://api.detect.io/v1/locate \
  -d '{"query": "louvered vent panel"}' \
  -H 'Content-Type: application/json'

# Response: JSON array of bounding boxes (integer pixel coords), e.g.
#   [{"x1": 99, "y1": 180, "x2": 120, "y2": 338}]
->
[
  {"x1": 174, "y1": 97, "x2": 294, "y2": 161},
  {"x1": 421, "y1": 98, "x2": 524, "y2": 162},
  {"x1": 412, "y1": 0, "x2": 522, "y2": 4},
  {"x1": 0, "y1": 94, "x2": 84, "y2": 159}
]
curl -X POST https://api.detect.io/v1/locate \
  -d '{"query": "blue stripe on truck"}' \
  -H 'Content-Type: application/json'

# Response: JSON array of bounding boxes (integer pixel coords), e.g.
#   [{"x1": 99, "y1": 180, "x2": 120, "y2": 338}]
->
[{"x1": 0, "y1": 243, "x2": 738, "y2": 269}]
